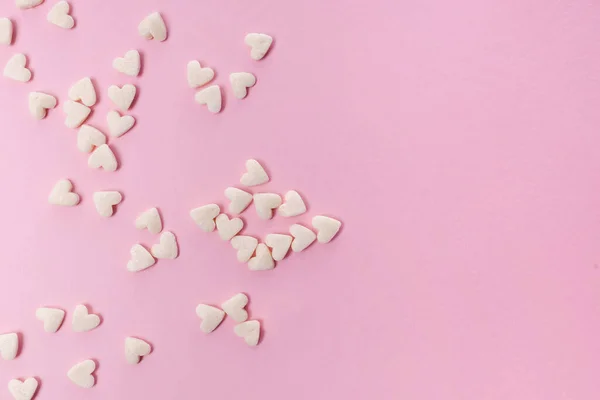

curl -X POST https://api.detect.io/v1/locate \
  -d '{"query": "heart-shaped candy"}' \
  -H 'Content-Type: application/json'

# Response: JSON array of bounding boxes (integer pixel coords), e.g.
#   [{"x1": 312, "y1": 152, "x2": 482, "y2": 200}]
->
[
  {"x1": 221, "y1": 293, "x2": 249, "y2": 323},
  {"x1": 3, "y1": 54, "x2": 31, "y2": 82},
  {"x1": 231, "y1": 236, "x2": 258, "y2": 263},
  {"x1": 225, "y1": 187, "x2": 253, "y2": 214},
  {"x1": 190, "y1": 204, "x2": 220, "y2": 232},
  {"x1": 125, "y1": 337, "x2": 151, "y2": 364},
  {"x1": 107, "y1": 110, "x2": 135, "y2": 137},
  {"x1": 135, "y1": 208, "x2": 162, "y2": 234},
  {"x1": 240, "y1": 159, "x2": 269, "y2": 186},
  {"x1": 278, "y1": 190, "x2": 307, "y2": 217},
  {"x1": 108, "y1": 84, "x2": 136, "y2": 111},
  {"x1": 63, "y1": 100, "x2": 91, "y2": 128},
  {"x1": 195, "y1": 85, "x2": 222, "y2": 113},
  {"x1": 8, "y1": 377, "x2": 38, "y2": 400},
  {"x1": 195, "y1": 304, "x2": 225, "y2": 333},
  {"x1": 88, "y1": 144, "x2": 118, "y2": 171},
  {"x1": 138, "y1": 12, "x2": 167, "y2": 41},
  {"x1": 289, "y1": 224, "x2": 316, "y2": 252},
  {"x1": 244, "y1": 33, "x2": 273, "y2": 61},
  {"x1": 187, "y1": 60, "x2": 214, "y2": 88},
  {"x1": 35, "y1": 307, "x2": 65, "y2": 333},
  {"x1": 29, "y1": 92, "x2": 57, "y2": 120},
  {"x1": 113, "y1": 50, "x2": 141, "y2": 76},
  {"x1": 67, "y1": 359, "x2": 96, "y2": 388},
  {"x1": 312, "y1": 216, "x2": 342, "y2": 243},
  {"x1": 16, "y1": 0, "x2": 44, "y2": 9},
  {"x1": 47, "y1": 1, "x2": 74, "y2": 29},
  {"x1": 230, "y1": 72, "x2": 256, "y2": 99},
  {"x1": 216, "y1": 214, "x2": 243, "y2": 240},
  {"x1": 248, "y1": 243, "x2": 274, "y2": 271},
  {"x1": 77, "y1": 125, "x2": 106, "y2": 153},
  {"x1": 48, "y1": 179, "x2": 79, "y2": 206},
  {"x1": 265, "y1": 234, "x2": 292, "y2": 261},
  {"x1": 93, "y1": 191, "x2": 122, "y2": 217},
  {"x1": 71, "y1": 305, "x2": 100, "y2": 332},
  {"x1": 127, "y1": 244, "x2": 155, "y2": 272},
  {"x1": 253, "y1": 193, "x2": 282, "y2": 220},
  {"x1": 151, "y1": 231, "x2": 178, "y2": 259},
  {"x1": 234, "y1": 320, "x2": 261, "y2": 346},
  {"x1": 0, "y1": 18, "x2": 13, "y2": 46},
  {"x1": 68, "y1": 77, "x2": 96, "y2": 107},
  {"x1": 0, "y1": 333, "x2": 18, "y2": 360}
]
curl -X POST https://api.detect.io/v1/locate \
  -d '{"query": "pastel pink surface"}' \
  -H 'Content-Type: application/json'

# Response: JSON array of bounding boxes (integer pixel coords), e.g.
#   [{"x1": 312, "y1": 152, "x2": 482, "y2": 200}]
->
[{"x1": 0, "y1": 0, "x2": 599, "y2": 399}]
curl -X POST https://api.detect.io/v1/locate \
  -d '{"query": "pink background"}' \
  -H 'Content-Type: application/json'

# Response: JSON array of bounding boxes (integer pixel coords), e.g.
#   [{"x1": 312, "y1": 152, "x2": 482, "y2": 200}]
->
[{"x1": 1, "y1": 0, "x2": 599, "y2": 398}]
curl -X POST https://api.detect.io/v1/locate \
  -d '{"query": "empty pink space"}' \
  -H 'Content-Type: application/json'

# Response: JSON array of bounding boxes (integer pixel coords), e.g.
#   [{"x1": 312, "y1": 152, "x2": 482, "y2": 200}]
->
[{"x1": 0, "y1": 0, "x2": 599, "y2": 399}]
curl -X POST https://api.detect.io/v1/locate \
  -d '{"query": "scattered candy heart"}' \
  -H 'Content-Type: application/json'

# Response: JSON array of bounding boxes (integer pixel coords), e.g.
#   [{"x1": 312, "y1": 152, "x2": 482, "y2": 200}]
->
[
  {"x1": 107, "y1": 110, "x2": 135, "y2": 137},
  {"x1": 225, "y1": 187, "x2": 253, "y2": 214},
  {"x1": 8, "y1": 377, "x2": 38, "y2": 400},
  {"x1": 3, "y1": 54, "x2": 31, "y2": 82},
  {"x1": 234, "y1": 320, "x2": 261, "y2": 346},
  {"x1": 108, "y1": 84, "x2": 136, "y2": 111},
  {"x1": 138, "y1": 11, "x2": 167, "y2": 42},
  {"x1": 216, "y1": 214, "x2": 243, "y2": 240},
  {"x1": 48, "y1": 179, "x2": 79, "y2": 206},
  {"x1": 240, "y1": 159, "x2": 269, "y2": 187},
  {"x1": 244, "y1": 33, "x2": 273, "y2": 61},
  {"x1": 312, "y1": 216, "x2": 342, "y2": 243},
  {"x1": 127, "y1": 244, "x2": 155, "y2": 272},
  {"x1": 231, "y1": 235, "x2": 258, "y2": 263},
  {"x1": 93, "y1": 191, "x2": 122, "y2": 217},
  {"x1": 190, "y1": 204, "x2": 220, "y2": 232},
  {"x1": 0, "y1": 333, "x2": 18, "y2": 360},
  {"x1": 253, "y1": 193, "x2": 282, "y2": 220},
  {"x1": 221, "y1": 293, "x2": 249, "y2": 323},
  {"x1": 88, "y1": 144, "x2": 118, "y2": 171},
  {"x1": 71, "y1": 305, "x2": 100, "y2": 332},
  {"x1": 77, "y1": 125, "x2": 106, "y2": 153},
  {"x1": 47, "y1": 1, "x2": 74, "y2": 29},
  {"x1": 67, "y1": 359, "x2": 96, "y2": 388},
  {"x1": 248, "y1": 243, "x2": 274, "y2": 271},
  {"x1": 187, "y1": 60, "x2": 214, "y2": 88},
  {"x1": 29, "y1": 92, "x2": 56, "y2": 120},
  {"x1": 68, "y1": 77, "x2": 96, "y2": 107},
  {"x1": 125, "y1": 337, "x2": 151, "y2": 364},
  {"x1": 151, "y1": 231, "x2": 178, "y2": 259},
  {"x1": 278, "y1": 190, "x2": 307, "y2": 217},
  {"x1": 113, "y1": 50, "x2": 140, "y2": 76},
  {"x1": 63, "y1": 100, "x2": 91, "y2": 128},
  {"x1": 0, "y1": 18, "x2": 13, "y2": 46},
  {"x1": 195, "y1": 304, "x2": 225, "y2": 333},
  {"x1": 289, "y1": 224, "x2": 316, "y2": 252},
  {"x1": 135, "y1": 208, "x2": 162, "y2": 234},
  {"x1": 16, "y1": 0, "x2": 43, "y2": 9},
  {"x1": 230, "y1": 72, "x2": 256, "y2": 99},
  {"x1": 195, "y1": 85, "x2": 222, "y2": 113},
  {"x1": 265, "y1": 233, "x2": 292, "y2": 261},
  {"x1": 35, "y1": 307, "x2": 65, "y2": 333}
]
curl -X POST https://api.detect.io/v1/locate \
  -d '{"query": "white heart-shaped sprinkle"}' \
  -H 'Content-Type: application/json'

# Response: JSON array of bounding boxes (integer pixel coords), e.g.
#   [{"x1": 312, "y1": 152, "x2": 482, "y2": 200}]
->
[
  {"x1": 107, "y1": 110, "x2": 135, "y2": 137},
  {"x1": 16, "y1": 0, "x2": 44, "y2": 9},
  {"x1": 68, "y1": 77, "x2": 96, "y2": 106},
  {"x1": 3, "y1": 53, "x2": 31, "y2": 82},
  {"x1": 113, "y1": 50, "x2": 141, "y2": 77},
  {"x1": 194, "y1": 85, "x2": 222, "y2": 113},
  {"x1": 135, "y1": 207, "x2": 162, "y2": 234},
  {"x1": 0, "y1": 18, "x2": 13, "y2": 45},
  {"x1": 225, "y1": 187, "x2": 253, "y2": 214},
  {"x1": 253, "y1": 193, "x2": 282, "y2": 220},
  {"x1": 265, "y1": 233, "x2": 292, "y2": 261},
  {"x1": 88, "y1": 144, "x2": 118, "y2": 171},
  {"x1": 108, "y1": 84, "x2": 136, "y2": 111},
  {"x1": 234, "y1": 320, "x2": 261, "y2": 346},
  {"x1": 187, "y1": 60, "x2": 214, "y2": 88},
  {"x1": 67, "y1": 359, "x2": 96, "y2": 388},
  {"x1": 93, "y1": 191, "x2": 122, "y2": 217},
  {"x1": 195, "y1": 304, "x2": 225, "y2": 333},
  {"x1": 240, "y1": 159, "x2": 269, "y2": 187},
  {"x1": 29, "y1": 92, "x2": 57, "y2": 120},
  {"x1": 312, "y1": 216, "x2": 342, "y2": 243},
  {"x1": 221, "y1": 293, "x2": 249, "y2": 323},
  {"x1": 125, "y1": 337, "x2": 151, "y2": 364},
  {"x1": 63, "y1": 100, "x2": 91, "y2": 128},
  {"x1": 8, "y1": 378, "x2": 38, "y2": 400},
  {"x1": 127, "y1": 244, "x2": 155, "y2": 272},
  {"x1": 77, "y1": 125, "x2": 106, "y2": 153},
  {"x1": 151, "y1": 231, "x2": 178, "y2": 259},
  {"x1": 35, "y1": 307, "x2": 65, "y2": 333},
  {"x1": 244, "y1": 33, "x2": 273, "y2": 61},
  {"x1": 190, "y1": 204, "x2": 220, "y2": 232},
  {"x1": 230, "y1": 236, "x2": 258, "y2": 263},
  {"x1": 71, "y1": 305, "x2": 100, "y2": 332},
  {"x1": 289, "y1": 224, "x2": 316, "y2": 252},
  {"x1": 48, "y1": 179, "x2": 79, "y2": 206},
  {"x1": 138, "y1": 12, "x2": 167, "y2": 41},
  {"x1": 229, "y1": 72, "x2": 256, "y2": 99},
  {"x1": 278, "y1": 190, "x2": 307, "y2": 217},
  {"x1": 47, "y1": 1, "x2": 74, "y2": 29},
  {"x1": 0, "y1": 333, "x2": 18, "y2": 360},
  {"x1": 248, "y1": 243, "x2": 274, "y2": 271},
  {"x1": 215, "y1": 214, "x2": 244, "y2": 241}
]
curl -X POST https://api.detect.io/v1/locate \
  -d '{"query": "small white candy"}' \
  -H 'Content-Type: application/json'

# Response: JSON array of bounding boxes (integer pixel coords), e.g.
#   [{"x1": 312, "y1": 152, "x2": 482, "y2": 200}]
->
[
  {"x1": 248, "y1": 243, "x2": 274, "y2": 271},
  {"x1": 113, "y1": 50, "x2": 141, "y2": 76},
  {"x1": 229, "y1": 72, "x2": 256, "y2": 99},
  {"x1": 231, "y1": 236, "x2": 258, "y2": 263},
  {"x1": 48, "y1": 179, "x2": 79, "y2": 206},
  {"x1": 29, "y1": 92, "x2": 57, "y2": 120},
  {"x1": 16, "y1": 0, "x2": 44, "y2": 9},
  {"x1": 88, "y1": 144, "x2": 118, "y2": 171},
  {"x1": 289, "y1": 224, "x2": 316, "y2": 252},
  {"x1": 234, "y1": 320, "x2": 261, "y2": 346},
  {"x1": 225, "y1": 187, "x2": 253, "y2": 214},
  {"x1": 253, "y1": 193, "x2": 282, "y2": 220},
  {"x1": 135, "y1": 208, "x2": 162, "y2": 234},
  {"x1": 107, "y1": 110, "x2": 135, "y2": 137},
  {"x1": 312, "y1": 216, "x2": 342, "y2": 243},
  {"x1": 245, "y1": 33, "x2": 273, "y2": 61},
  {"x1": 67, "y1": 359, "x2": 96, "y2": 388},
  {"x1": 195, "y1": 304, "x2": 225, "y2": 333},
  {"x1": 215, "y1": 214, "x2": 243, "y2": 241},
  {"x1": 47, "y1": 1, "x2": 74, "y2": 29},
  {"x1": 138, "y1": 12, "x2": 167, "y2": 42},
  {"x1": 221, "y1": 293, "x2": 249, "y2": 323},
  {"x1": 125, "y1": 337, "x2": 151, "y2": 364},
  {"x1": 77, "y1": 125, "x2": 106, "y2": 153},
  {"x1": 35, "y1": 307, "x2": 65, "y2": 333},
  {"x1": 0, "y1": 333, "x2": 18, "y2": 360},
  {"x1": 3, "y1": 54, "x2": 31, "y2": 82},
  {"x1": 151, "y1": 231, "x2": 178, "y2": 259},
  {"x1": 63, "y1": 100, "x2": 91, "y2": 128},
  {"x1": 93, "y1": 191, "x2": 122, "y2": 217},
  {"x1": 240, "y1": 159, "x2": 269, "y2": 187},
  {"x1": 190, "y1": 204, "x2": 220, "y2": 232},
  {"x1": 68, "y1": 77, "x2": 96, "y2": 106},
  {"x1": 265, "y1": 233, "x2": 292, "y2": 261},
  {"x1": 195, "y1": 85, "x2": 222, "y2": 113},
  {"x1": 127, "y1": 244, "x2": 155, "y2": 272},
  {"x1": 0, "y1": 18, "x2": 13, "y2": 45},
  {"x1": 278, "y1": 190, "x2": 307, "y2": 217},
  {"x1": 71, "y1": 305, "x2": 100, "y2": 332},
  {"x1": 108, "y1": 84, "x2": 136, "y2": 111},
  {"x1": 187, "y1": 60, "x2": 214, "y2": 88},
  {"x1": 8, "y1": 377, "x2": 38, "y2": 400}
]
